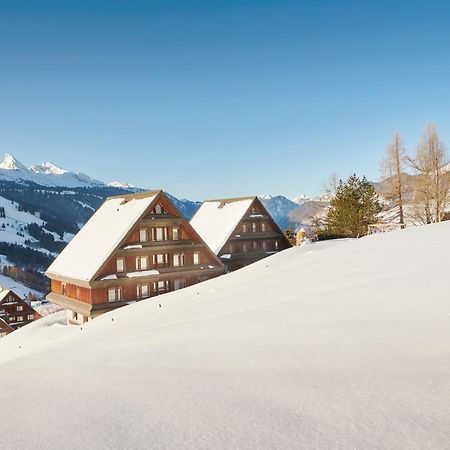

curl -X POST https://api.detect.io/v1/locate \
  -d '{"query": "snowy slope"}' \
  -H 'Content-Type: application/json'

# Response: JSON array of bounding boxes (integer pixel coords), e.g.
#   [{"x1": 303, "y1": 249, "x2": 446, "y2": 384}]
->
[
  {"x1": 0, "y1": 222, "x2": 449, "y2": 449},
  {"x1": 0, "y1": 272, "x2": 42, "y2": 298}
]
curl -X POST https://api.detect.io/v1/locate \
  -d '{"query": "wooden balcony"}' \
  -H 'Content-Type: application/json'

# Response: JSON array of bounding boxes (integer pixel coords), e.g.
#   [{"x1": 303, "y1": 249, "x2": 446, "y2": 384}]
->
[
  {"x1": 229, "y1": 232, "x2": 281, "y2": 241},
  {"x1": 117, "y1": 240, "x2": 203, "y2": 255},
  {"x1": 93, "y1": 264, "x2": 224, "y2": 287},
  {"x1": 139, "y1": 216, "x2": 183, "y2": 227}
]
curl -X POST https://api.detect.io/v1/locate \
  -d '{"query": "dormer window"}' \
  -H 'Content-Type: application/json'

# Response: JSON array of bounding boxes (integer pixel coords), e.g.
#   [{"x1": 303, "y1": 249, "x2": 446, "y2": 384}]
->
[
  {"x1": 251, "y1": 222, "x2": 257, "y2": 232},
  {"x1": 172, "y1": 227, "x2": 180, "y2": 240},
  {"x1": 242, "y1": 223, "x2": 248, "y2": 232},
  {"x1": 261, "y1": 222, "x2": 266, "y2": 232}
]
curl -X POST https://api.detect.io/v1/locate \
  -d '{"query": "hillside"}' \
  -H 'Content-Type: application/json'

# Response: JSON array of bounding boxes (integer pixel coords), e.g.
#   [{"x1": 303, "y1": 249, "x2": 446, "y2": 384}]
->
[{"x1": 0, "y1": 222, "x2": 449, "y2": 449}]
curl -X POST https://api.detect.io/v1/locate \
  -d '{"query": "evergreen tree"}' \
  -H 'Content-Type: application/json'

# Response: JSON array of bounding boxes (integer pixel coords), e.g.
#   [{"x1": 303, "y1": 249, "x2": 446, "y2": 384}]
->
[{"x1": 326, "y1": 174, "x2": 381, "y2": 238}]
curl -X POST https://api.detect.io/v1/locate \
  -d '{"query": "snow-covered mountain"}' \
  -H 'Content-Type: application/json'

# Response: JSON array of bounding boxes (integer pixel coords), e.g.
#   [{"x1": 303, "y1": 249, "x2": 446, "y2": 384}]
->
[
  {"x1": 0, "y1": 153, "x2": 129, "y2": 188},
  {"x1": 1, "y1": 222, "x2": 449, "y2": 449},
  {"x1": 258, "y1": 195, "x2": 299, "y2": 230},
  {"x1": 108, "y1": 181, "x2": 135, "y2": 189},
  {"x1": 291, "y1": 193, "x2": 312, "y2": 205}
]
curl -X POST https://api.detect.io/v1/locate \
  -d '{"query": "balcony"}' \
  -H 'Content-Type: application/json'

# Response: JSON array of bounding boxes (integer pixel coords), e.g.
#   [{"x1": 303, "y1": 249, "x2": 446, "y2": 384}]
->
[
  {"x1": 118, "y1": 240, "x2": 203, "y2": 255},
  {"x1": 94, "y1": 264, "x2": 223, "y2": 286}
]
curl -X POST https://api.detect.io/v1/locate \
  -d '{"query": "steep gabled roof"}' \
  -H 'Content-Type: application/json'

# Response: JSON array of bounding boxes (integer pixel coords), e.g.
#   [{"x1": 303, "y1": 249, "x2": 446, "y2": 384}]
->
[
  {"x1": 0, "y1": 316, "x2": 13, "y2": 333},
  {"x1": 0, "y1": 289, "x2": 13, "y2": 303},
  {"x1": 190, "y1": 197, "x2": 256, "y2": 254},
  {"x1": 46, "y1": 190, "x2": 160, "y2": 283}
]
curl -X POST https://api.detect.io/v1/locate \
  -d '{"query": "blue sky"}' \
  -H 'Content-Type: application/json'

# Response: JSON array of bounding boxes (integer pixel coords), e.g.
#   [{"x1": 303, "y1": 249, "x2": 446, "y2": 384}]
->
[{"x1": 1, "y1": 0, "x2": 450, "y2": 200}]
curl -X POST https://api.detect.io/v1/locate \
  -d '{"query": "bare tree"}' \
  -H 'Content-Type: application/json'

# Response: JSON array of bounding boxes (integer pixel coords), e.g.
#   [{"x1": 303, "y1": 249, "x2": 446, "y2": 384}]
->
[
  {"x1": 380, "y1": 132, "x2": 407, "y2": 226},
  {"x1": 409, "y1": 123, "x2": 449, "y2": 223},
  {"x1": 321, "y1": 172, "x2": 339, "y2": 199}
]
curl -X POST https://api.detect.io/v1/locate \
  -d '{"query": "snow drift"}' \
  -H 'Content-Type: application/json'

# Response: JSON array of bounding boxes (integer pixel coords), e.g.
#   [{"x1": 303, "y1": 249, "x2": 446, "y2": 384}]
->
[{"x1": 0, "y1": 222, "x2": 449, "y2": 449}]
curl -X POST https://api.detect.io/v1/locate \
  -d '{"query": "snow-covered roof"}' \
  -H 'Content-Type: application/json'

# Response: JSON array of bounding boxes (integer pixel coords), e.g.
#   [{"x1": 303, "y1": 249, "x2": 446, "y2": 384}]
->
[
  {"x1": 0, "y1": 289, "x2": 12, "y2": 303},
  {"x1": 190, "y1": 197, "x2": 255, "y2": 254},
  {"x1": 46, "y1": 191, "x2": 159, "y2": 282}
]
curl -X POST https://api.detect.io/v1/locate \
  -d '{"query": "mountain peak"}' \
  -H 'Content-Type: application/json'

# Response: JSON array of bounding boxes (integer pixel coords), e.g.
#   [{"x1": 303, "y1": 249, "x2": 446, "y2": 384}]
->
[
  {"x1": 292, "y1": 193, "x2": 311, "y2": 205},
  {"x1": 30, "y1": 162, "x2": 68, "y2": 175},
  {"x1": 108, "y1": 181, "x2": 135, "y2": 189},
  {"x1": 0, "y1": 153, "x2": 29, "y2": 171}
]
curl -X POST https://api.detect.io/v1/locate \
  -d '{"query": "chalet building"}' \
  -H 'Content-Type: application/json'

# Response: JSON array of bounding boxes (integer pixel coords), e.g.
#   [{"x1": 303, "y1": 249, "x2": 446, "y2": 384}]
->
[
  {"x1": 45, "y1": 190, "x2": 225, "y2": 324},
  {"x1": 0, "y1": 289, "x2": 41, "y2": 337},
  {"x1": 190, "y1": 196, "x2": 292, "y2": 272},
  {"x1": 0, "y1": 317, "x2": 14, "y2": 338}
]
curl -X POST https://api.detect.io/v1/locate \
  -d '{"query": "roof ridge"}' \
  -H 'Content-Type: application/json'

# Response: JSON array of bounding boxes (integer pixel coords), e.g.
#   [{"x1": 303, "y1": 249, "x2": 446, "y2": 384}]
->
[
  {"x1": 106, "y1": 190, "x2": 162, "y2": 201},
  {"x1": 202, "y1": 196, "x2": 257, "y2": 203}
]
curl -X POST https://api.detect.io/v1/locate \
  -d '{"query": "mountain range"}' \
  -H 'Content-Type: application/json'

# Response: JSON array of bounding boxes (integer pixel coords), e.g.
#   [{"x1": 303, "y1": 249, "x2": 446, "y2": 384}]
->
[{"x1": 0, "y1": 152, "x2": 319, "y2": 227}]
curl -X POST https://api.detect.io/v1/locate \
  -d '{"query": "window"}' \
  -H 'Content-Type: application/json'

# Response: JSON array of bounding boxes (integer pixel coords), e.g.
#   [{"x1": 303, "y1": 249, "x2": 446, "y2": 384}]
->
[
  {"x1": 139, "y1": 228, "x2": 148, "y2": 242},
  {"x1": 275, "y1": 240, "x2": 279, "y2": 250},
  {"x1": 153, "y1": 254, "x2": 169, "y2": 266},
  {"x1": 27, "y1": 314, "x2": 34, "y2": 320},
  {"x1": 116, "y1": 258, "x2": 125, "y2": 272},
  {"x1": 153, "y1": 204, "x2": 166, "y2": 215},
  {"x1": 172, "y1": 227, "x2": 180, "y2": 240},
  {"x1": 173, "y1": 279, "x2": 186, "y2": 290},
  {"x1": 252, "y1": 241, "x2": 258, "y2": 250},
  {"x1": 261, "y1": 222, "x2": 267, "y2": 232},
  {"x1": 193, "y1": 252, "x2": 200, "y2": 265},
  {"x1": 173, "y1": 253, "x2": 185, "y2": 267},
  {"x1": 242, "y1": 223, "x2": 248, "y2": 232},
  {"x1": 153, "y1": 227, "x2": 168, "y2": 241},
  {"x1": 16, "y1": 316, "x2": 23, "y2": 322},
  {"x1": 262, "y1": 241, "x2": 268, "y2": 250},
  {"x1": 251, "y1": 222, "x2": 257, "y2": 232},
  {"x1": 153, "y1": 280, "x2": 169, "y2": 294},
  {"x1": 242, "y1": 242, "x2": 249, "y2": 252},
  {"x1": 73, "y1": 312, "x2": 78, "y2": 321},
  {"x1": 229, "y1": 243, "x2": 234, "y2": 253},
  {"x1": 61, "y1": 282, "x2": 67, "y2": 296},
  {"x1": 136, "y1": 284, "x2": 149, "y2": 299},
  {"x1": 136, "y1": 256, "x2": 148, "y2": 271},
  {"x1": 108, "y1": 287, "x2": 122, "y2": 302},
  {"x1": 17, "y1": 305, "x2": 23, "y2": 312}
]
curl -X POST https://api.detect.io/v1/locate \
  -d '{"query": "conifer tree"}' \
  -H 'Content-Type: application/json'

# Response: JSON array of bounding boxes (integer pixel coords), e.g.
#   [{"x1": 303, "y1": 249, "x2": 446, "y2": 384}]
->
[{"x1": 326, "y1": 174, "x2": 381, "y2": 238}]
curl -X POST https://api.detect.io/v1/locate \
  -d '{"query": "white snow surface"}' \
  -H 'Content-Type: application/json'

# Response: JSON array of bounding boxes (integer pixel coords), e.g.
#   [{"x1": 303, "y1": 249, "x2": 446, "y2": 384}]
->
[
  {"x1": 46, "y1": 193, "x2": 157, "y2": 281},
  {"x1": 1, "y1": 223, "x2": 450, "y2": 449},
  {"x1": 190, "y1": 198, "x2": 254, "y2": 254}
]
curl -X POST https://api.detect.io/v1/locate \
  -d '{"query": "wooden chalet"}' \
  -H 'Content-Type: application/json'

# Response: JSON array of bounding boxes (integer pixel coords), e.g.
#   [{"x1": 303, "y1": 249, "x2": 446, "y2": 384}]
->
[
  {"x1": 0, "y1": 289, "x2": 41, "y2": 337},
  {"x1": 45, "y1": 190, "x2": 225, "y2": 324},
  {"x1": 190, "y1": 196, "x2": 292, "y2": 272},
  {"x1": 0, "y1": 317, "x2": 14, "y2": 338}
]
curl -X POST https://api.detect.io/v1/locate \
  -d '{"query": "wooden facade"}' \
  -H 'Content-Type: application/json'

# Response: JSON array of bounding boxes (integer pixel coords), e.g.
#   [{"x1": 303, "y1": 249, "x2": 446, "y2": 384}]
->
[
  {"x1": 0, "y1": 289, "x2": 41, "y2": 337},
  {"x1": 191, "y1": 196, "x2": 292, "y2": 272},
  {"x1": 46, "y1": 190, "x2": 225, "y2": 323}
]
